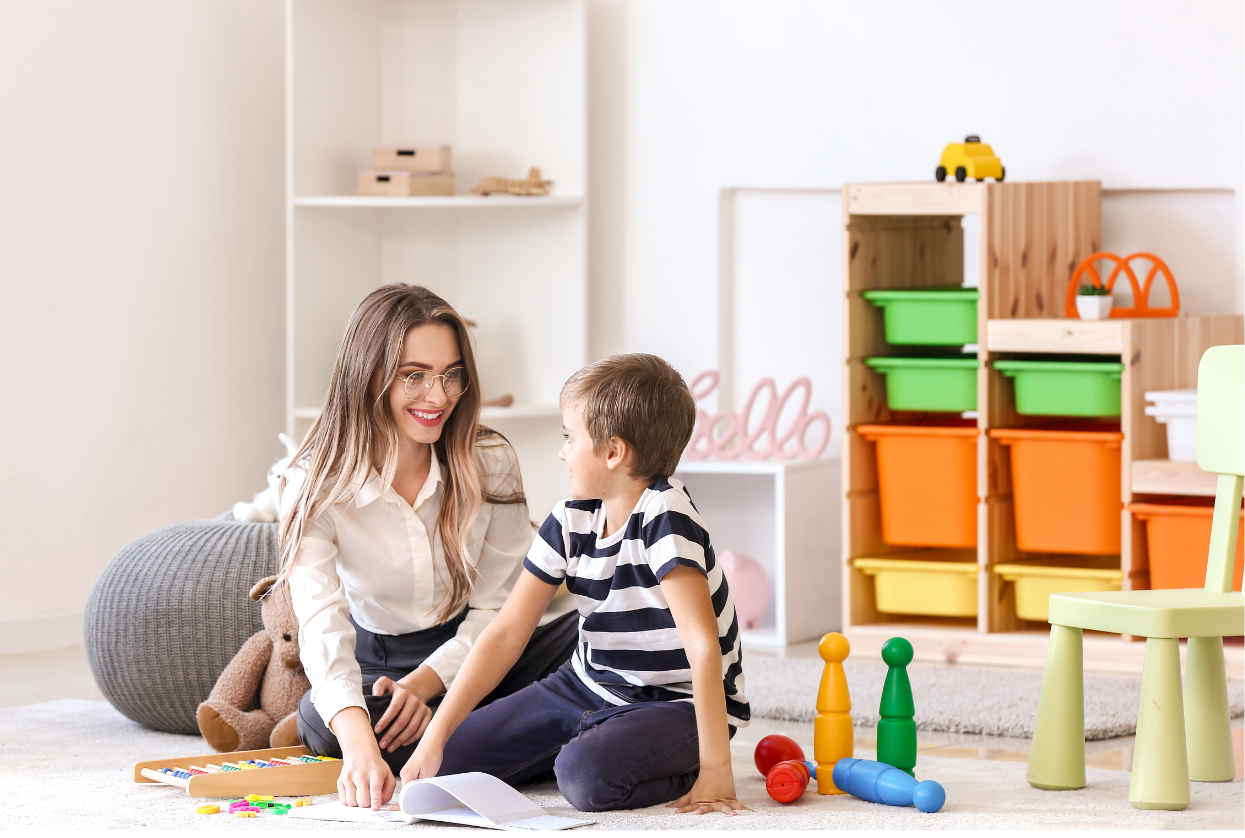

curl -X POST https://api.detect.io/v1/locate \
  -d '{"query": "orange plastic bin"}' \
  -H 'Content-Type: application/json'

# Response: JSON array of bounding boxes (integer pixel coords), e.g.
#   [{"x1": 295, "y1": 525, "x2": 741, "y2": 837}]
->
[
  {"x1": 857, "y1": 424, "x2": 979, "y2": 548},
  {"x1": 988, "y1": 426, "x2": 1123, "y2": 555},
  {"x1": 1127, "y1": 498, "x2": 1244, "y2": 591}
]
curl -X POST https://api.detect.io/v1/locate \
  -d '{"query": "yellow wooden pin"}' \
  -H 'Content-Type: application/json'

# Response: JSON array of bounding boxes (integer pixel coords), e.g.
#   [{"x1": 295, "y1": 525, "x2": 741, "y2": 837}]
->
[{"x1": 814, "y1": 632, "x2": 853, "y2": 794}]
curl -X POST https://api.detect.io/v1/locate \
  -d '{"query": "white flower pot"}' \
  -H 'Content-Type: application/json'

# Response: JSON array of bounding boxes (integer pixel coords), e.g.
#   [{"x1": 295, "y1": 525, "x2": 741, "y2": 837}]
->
[{"x1": 1076, "y1": 294, "x2": 1114, "y2": 321}]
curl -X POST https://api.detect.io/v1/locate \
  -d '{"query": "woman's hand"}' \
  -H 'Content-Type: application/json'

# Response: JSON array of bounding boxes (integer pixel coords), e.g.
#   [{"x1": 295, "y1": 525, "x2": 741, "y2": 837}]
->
[
  {"x1": 338, "y1": 745, "x2": 396, "y2": 809},
  {"x1": 667, "y1": 765, "x2": 750, "y2": 816},
  {"x1": 371, "y1": 676, "x2": 434, "y2": 752},
  {"x1": 330, "y1": 707, "x2": 395, "y2": 809},
  {"x1": 400, "y1": 735, "x2": 446, "y2": 786}
]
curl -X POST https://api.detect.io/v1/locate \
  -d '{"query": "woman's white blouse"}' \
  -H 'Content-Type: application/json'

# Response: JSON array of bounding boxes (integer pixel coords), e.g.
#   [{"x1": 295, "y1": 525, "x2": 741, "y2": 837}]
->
[{"x1": 283, "y1": 440, "x2": 532, "y2": 726}]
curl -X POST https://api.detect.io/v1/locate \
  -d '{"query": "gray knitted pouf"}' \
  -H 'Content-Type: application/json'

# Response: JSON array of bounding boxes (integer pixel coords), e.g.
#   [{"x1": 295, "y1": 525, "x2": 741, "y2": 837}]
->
[{"x1": 84, "y1": 515, "x2": 279, "y2": 734}]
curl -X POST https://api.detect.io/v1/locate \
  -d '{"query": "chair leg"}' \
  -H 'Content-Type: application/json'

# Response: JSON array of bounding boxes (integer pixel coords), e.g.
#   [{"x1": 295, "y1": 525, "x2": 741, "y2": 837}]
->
[
  {"x1": 1184, "y1": 636, "x2": 1236, "y2": 782},
  {"x1": 1027, "y1": 624, "x2": 1085, "y2": 790},
  {"x1": 1130, "y1": 637, "x2": 1190, "y2": 810}
]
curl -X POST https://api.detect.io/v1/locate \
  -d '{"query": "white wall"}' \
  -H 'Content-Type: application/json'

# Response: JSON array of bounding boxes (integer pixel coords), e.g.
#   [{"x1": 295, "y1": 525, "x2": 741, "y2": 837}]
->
[
  {"x1": 0, "y1": 1, "x2": 286, "y2": 629},
  {"x1": 589, "y1": 0, "x2": 1245, "y2": 378},
  {"x1": 3, "y1": 0, "x2": 1242, "y2": 638}
]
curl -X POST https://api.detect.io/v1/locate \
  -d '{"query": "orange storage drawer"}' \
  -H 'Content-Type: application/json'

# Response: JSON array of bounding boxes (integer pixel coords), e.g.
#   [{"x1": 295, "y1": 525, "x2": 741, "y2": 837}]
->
[
  {"x1": 1128, "y1": 498, "x2": 1244, "y2": 591},
  {"x1": 857, "y1": 424, "x2": 979, "y2": 548},
  {"x1": 988, "y1": 427, "x2": 1123, "y2": 555}
]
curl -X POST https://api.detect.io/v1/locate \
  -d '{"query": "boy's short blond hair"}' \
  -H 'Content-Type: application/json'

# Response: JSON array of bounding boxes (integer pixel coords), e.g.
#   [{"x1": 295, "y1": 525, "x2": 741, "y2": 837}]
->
[{"x1": 560, "y1": 354, "x2": 696, "y2": 482}]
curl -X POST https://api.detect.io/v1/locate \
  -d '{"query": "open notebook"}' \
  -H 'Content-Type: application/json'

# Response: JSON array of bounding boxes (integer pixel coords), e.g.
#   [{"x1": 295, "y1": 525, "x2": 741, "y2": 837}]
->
[{"x1": 285, "y1": 771, "x2": 593, "y2": 830}]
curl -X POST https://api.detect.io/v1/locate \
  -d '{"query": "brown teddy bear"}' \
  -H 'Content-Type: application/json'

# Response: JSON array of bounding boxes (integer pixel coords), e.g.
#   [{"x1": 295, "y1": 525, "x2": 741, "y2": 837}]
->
[{"x1": 197, "y1": 575, "x2": 309, "y2": 752}]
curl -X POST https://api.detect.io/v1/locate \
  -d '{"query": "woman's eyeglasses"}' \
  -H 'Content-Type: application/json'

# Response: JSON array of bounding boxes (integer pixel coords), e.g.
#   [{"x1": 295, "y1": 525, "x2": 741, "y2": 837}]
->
[{"x1": 396, "y1": 367, "x2": 469, "y2": 400}]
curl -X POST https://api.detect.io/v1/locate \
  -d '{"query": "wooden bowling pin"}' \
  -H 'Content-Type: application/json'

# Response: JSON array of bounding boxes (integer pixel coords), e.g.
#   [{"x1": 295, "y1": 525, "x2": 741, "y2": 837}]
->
[
  {"x1": 877, "y1": 636, "x2": 917, "y2": 777},
  {"x1": 814, "y1": 632, "x2": 852, "y2": 794}
]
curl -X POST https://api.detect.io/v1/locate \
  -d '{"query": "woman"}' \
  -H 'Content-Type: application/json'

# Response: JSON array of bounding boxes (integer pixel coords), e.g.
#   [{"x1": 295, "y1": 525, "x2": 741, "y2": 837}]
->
[{"x1": 279, "y1": 284, "x2": 577, "y2": 807}]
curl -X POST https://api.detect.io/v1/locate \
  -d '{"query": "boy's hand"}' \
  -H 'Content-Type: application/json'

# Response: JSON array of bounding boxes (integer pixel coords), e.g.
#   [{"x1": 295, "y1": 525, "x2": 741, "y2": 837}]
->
[
  {"x1": 371, "y1": 676, "x2": 433, "y2": 752},
  {"x1": 400, "y1": 736, "x2": 445, "y2": 786},
  {"x1": 667, "y1": 765, "x2": 750, "y2": 816}
]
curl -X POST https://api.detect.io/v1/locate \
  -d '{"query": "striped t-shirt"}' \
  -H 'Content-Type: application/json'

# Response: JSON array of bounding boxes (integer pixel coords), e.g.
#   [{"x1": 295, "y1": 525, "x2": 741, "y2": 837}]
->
[{"x1": 523, "y1": 477, "x2": 749, "y2": 726}]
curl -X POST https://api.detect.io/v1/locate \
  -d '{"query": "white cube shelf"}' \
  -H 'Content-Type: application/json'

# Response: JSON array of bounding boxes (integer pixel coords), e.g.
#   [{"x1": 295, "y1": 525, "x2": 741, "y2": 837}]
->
[{"x1": 674, "y1": 458, "x2": 840, "y2": 649}]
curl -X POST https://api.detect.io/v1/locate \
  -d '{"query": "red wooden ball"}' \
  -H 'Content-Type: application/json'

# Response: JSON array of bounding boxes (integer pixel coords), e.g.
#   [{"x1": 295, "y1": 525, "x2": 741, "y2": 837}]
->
[
  {"x1": 753, "y1": 734, "x2": 805, "y2": 777},
  {"x1": 766, "y1": 759, "x2": 811, "y2": 804}
]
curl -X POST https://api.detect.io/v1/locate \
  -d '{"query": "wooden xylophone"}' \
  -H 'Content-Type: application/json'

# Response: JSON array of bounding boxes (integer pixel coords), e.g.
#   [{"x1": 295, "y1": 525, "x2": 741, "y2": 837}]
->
[{"x1": 133, "y1": 745, "x2": 341, "y2": 798}]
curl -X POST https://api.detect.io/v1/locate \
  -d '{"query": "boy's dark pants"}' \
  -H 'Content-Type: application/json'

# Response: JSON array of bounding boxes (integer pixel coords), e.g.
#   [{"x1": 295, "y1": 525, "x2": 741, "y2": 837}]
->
[
  {"x1": 439, "y1": 664, "x2": 730, "y2": 812},
  {"x1": 297, "y1": 611, "x2": 578, "y2": 775}
]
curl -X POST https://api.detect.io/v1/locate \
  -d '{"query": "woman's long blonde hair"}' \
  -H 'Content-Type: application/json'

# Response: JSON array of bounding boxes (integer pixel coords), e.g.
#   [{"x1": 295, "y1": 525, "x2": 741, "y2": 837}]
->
[{"x1": 279, "y1": 284, "x2": 521, "y2": 621}]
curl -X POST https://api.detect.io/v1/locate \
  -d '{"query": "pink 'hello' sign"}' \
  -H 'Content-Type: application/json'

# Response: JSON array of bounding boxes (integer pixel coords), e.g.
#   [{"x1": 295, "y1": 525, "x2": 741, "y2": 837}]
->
[{"x1": 684, "y1": 371, "x2": 830, "y2": 461}]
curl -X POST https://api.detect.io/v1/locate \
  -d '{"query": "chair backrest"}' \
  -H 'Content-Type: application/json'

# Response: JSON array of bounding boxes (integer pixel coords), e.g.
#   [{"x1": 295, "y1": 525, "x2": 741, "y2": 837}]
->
[{"x1": 1196, "y1": 344, "x2": 1243, "y2": 593}]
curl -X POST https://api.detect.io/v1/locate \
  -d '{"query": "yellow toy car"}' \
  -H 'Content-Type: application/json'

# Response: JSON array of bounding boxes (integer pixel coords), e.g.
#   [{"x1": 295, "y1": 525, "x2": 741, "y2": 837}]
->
[{"x1": 936, "y1": 136, "x2": 1004, "y2": 182}]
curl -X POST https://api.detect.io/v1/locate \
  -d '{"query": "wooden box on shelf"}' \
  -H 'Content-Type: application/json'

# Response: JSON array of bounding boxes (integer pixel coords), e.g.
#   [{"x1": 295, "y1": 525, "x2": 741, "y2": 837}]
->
[
  {"x1": 372, "y1": 145, "x2": 452, "y2": 172},
  {"x1": 840, "y1": 180, "x2": 1243, "y2": 676},
  {"x1": 357, "y1": 170, "x2": 455, "y2": 197}
]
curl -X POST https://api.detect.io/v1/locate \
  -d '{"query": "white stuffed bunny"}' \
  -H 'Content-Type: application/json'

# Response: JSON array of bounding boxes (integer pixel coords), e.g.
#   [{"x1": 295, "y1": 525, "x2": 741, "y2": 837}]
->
[{"x1": 232, "y1": 434, "x2": 298, "y2": 523}]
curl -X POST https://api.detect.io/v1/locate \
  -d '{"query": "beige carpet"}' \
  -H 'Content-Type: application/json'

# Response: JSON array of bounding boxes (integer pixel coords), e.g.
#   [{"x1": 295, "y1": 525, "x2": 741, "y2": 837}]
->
[
  {"x1": 3, "y1": 699, "x2": 1241, "y2": 830},
  {"x1": 746, "y1": 654, "x2": 1245, "y2": 740}
]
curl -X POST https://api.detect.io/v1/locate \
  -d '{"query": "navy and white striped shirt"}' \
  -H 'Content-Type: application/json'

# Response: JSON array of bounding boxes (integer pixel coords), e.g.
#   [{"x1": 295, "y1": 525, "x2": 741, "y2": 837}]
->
[{"x1": 523, "y1": 477, "x2": 749, "y2": 726}]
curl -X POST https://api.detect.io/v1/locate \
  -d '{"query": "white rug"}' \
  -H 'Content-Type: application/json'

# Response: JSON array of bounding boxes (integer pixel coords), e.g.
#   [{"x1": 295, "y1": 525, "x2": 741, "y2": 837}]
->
[
  {"x1": 745, "y1": 655, "x2": 1245, "y2": 740},
  {"x1": 2, "y1": 699, "x2": 1241, "y2": 830}
]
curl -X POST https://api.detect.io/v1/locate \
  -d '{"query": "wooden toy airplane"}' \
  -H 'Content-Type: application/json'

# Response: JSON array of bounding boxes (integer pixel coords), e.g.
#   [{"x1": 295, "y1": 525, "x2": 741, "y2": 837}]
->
[{"x1": 471, "y1": 167, "x2": 552, "y2": 196}]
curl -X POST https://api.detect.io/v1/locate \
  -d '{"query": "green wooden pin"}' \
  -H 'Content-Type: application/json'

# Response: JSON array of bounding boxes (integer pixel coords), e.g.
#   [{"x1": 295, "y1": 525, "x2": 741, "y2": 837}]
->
[{"x1": 877, "y1": 637, "x2": 917, "y2": 777}]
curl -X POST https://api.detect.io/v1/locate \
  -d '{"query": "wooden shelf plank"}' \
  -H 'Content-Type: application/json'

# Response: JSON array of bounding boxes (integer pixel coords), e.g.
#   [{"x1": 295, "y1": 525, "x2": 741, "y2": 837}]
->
[
  {"x1": 985, "y1": 318, "x2": 1127, "y2": 355},
  {"x1": 1131, "y1": 459, "x2": 1218, "y2": 497},
  {"x1": 845, "y1": 182, "x2": 985, "y2": 216}
]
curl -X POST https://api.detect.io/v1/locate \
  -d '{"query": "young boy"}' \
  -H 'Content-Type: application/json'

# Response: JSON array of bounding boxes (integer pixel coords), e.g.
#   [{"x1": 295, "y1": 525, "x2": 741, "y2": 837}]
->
[{"x1": 403, "y1": 354, "x2": 749, "y2": 814}]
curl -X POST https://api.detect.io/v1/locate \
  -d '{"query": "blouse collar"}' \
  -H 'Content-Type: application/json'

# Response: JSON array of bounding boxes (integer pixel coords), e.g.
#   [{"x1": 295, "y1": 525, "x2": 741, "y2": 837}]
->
[{"x1": 354, "y1": 445, "x2": 443, "y2": 509}]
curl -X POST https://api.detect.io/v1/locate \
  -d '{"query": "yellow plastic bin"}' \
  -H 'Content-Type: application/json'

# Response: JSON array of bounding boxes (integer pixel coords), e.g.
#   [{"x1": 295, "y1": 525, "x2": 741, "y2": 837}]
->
[
  {"x1": 853, "y1": 551, "x2": 980, "y2": 618},
  {"x1": 994, "y1": 556, "x2": 1124, "y2": 622}
]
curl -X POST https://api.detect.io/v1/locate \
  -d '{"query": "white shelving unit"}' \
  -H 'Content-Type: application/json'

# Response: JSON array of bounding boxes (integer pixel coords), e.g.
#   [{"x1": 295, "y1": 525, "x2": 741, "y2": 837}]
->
[
  {"x1": 285, "y1": 0, "x2": 587, "y2": 450},
  {"x1": 674, "y1": 457, "x2": 839, "y2": 649}
]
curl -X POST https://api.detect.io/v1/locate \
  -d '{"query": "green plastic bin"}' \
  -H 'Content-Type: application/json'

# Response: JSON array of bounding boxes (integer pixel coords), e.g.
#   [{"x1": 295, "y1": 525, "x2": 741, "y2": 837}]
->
[
  {"x1": 993, "y1": 360, "x2": 1124, "y2": 417},
  {"x1": 864, "y1": 357, "x2": 979, "y2": 412},
  {"x1": 863, "y1": 287, "x2": 980, "y2": 346}
]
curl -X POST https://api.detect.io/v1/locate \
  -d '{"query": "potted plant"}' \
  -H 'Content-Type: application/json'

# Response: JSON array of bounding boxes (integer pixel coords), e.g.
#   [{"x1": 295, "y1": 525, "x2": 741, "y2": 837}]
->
[{"x1": 1075, "y1": 283, "x2": 1113, "y2": 320}]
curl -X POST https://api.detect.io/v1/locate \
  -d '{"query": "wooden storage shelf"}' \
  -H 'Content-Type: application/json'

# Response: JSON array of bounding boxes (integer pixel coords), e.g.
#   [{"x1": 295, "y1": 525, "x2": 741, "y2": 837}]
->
[
  {"x1": 841, "y1": 181, "x2": 1244, "y2": 676},
  {"x1": 1131, "y1": 459, "x2": 1218, "y2": 497}
]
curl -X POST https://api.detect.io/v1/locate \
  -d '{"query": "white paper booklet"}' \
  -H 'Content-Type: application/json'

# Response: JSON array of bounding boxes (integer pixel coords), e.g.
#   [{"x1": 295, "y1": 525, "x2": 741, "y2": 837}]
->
[{"x1": 285, "y1": 771, "x2": 593, "y2": 831}]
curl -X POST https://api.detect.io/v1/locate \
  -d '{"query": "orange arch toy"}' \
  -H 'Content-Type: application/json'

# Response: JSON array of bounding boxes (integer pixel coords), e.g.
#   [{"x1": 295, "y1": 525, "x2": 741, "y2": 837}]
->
[{"x1": 1065, "y1": 252, "x2": 1180, "y2": 319}]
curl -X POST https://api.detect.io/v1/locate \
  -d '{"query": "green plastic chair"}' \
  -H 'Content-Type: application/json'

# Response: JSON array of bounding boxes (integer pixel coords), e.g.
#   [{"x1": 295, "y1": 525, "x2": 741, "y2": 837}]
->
[{"x1": 1027, "y1": 344, "x2": 1243, "y2": 810}]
